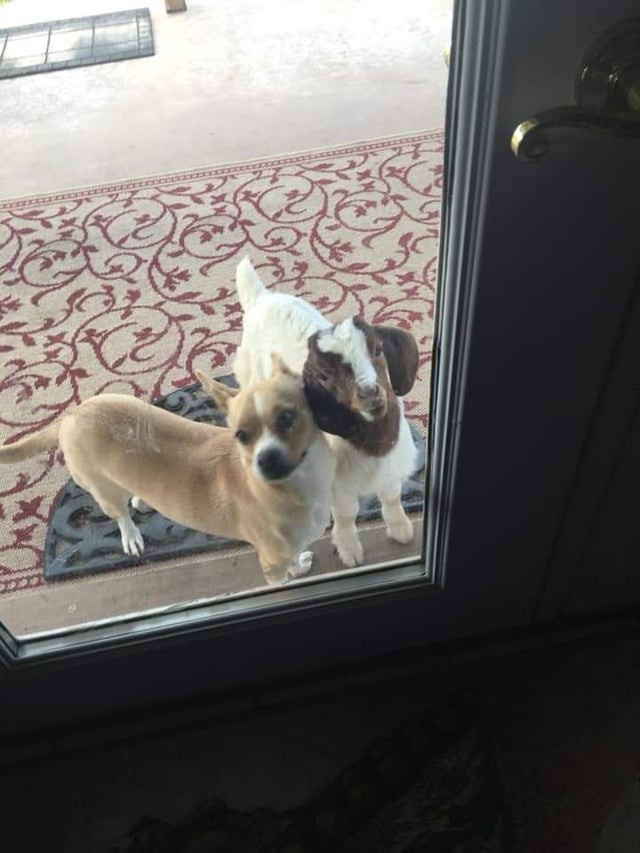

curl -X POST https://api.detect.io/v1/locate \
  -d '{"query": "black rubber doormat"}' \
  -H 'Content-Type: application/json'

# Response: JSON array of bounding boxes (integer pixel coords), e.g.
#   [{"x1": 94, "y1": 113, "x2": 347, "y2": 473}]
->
[{"x1": 0, "y1": 8, "x2": 154, "y2": 80}]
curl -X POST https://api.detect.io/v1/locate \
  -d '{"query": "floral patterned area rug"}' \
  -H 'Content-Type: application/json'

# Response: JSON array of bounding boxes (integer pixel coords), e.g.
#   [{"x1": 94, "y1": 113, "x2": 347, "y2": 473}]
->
[{"x1": 0, "y1": 131, "x2": 443, "y2": 596}]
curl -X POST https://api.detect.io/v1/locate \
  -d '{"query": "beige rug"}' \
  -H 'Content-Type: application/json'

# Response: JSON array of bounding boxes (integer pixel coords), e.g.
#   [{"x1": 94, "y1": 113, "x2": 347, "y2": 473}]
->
[{"x1": 0, "y1": 130, "x2": 443, "y2": 597}]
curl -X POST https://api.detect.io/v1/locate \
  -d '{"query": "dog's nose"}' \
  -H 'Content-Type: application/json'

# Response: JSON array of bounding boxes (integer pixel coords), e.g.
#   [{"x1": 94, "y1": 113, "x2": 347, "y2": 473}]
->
[{"x1": 257, "y1": 447, "x2": 291, "y2": 480}]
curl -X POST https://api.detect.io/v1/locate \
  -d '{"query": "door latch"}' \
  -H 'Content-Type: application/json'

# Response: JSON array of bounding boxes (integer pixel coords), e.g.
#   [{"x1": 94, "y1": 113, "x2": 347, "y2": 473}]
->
[{"x1": 511, "y1": 17, "x2": 640, "y2": 161}]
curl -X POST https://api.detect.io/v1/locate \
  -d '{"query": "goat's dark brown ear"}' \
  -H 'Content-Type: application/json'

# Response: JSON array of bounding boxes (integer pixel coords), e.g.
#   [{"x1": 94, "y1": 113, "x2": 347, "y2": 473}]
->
[{"x1": 374, "y1": 326, "x2": 419, "y2": 396}]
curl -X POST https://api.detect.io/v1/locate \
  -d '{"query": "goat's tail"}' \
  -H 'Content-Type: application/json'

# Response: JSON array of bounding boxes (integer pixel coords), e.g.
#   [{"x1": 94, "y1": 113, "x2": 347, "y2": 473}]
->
[
  {"x1": 236, "y1": 257, "x2": 266, "y2": 311},
  {"x1": 0, "y1": 421, "x2": 60, "y2": 464}
]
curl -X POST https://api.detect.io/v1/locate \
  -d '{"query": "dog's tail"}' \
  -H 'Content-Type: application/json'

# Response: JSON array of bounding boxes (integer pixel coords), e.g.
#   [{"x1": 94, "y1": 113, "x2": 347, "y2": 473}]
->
[
  {"x1": 236, "y1": 257, "x2": 267, "y2": 311},
  {"x1": 0, "y1": 421, "x2": 60, "y2": 464}
]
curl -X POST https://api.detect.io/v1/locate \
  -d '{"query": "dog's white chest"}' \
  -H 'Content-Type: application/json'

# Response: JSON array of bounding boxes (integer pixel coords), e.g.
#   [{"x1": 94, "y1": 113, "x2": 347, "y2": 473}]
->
[{"x1": 286, "y1": 436, "x2": 334, "y2": 548}]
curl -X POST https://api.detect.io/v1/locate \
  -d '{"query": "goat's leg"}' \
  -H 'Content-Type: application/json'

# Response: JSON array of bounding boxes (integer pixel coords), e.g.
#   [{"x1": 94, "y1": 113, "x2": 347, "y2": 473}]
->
[
  {"x1": 331, "y1": 489, "x2": 363, "y2": 567},
  {"x1": 233, "y1": 346, "x2": 253, "y2": 387},
  {"x1": 379, "y1": 482, "x2": 413, "y2": 544}
]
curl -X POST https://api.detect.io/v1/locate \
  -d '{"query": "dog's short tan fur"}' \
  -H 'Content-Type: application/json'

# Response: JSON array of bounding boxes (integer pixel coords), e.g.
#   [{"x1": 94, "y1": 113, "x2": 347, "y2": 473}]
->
[{"x1": 0, "y1": 356, "x2": 334, "y2": 585}]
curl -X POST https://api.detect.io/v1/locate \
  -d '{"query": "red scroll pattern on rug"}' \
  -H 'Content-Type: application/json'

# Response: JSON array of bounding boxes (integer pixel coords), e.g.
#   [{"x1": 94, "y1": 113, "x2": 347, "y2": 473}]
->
[{"x1": 0, "y1": 131, "x2": 443, "y2": 593}]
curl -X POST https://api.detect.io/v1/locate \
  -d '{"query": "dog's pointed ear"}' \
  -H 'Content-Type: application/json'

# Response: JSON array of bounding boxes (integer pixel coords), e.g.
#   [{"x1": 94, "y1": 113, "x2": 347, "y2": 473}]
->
[
  {"x1": 374, "y1": 326, "x2": 419, "y2": 396},
  {"x1": 270, "y1": 352, "x2": 294, "y2": 376},
  {"x1": 196, "y1": 370, "x2": 239, "y2": 413}
]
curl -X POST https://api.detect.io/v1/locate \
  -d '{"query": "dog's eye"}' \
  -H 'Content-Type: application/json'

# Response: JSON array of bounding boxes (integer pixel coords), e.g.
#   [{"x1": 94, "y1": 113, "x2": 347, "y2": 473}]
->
[
  {"x1": 235, "y1": 429, "x2": 250, "y2": 445},
  {"x1": 374, "y1": 344, "x2": 384, "y2": 358},
  {"x1": 276, "y1": 409, "x2": 297, "y2": 431}
]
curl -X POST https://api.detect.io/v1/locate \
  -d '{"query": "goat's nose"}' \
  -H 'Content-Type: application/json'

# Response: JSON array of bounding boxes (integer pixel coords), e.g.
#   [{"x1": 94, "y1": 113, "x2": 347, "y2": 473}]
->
[{"x1": 357, "y1": 383, "x2": 380, "y2": 400}]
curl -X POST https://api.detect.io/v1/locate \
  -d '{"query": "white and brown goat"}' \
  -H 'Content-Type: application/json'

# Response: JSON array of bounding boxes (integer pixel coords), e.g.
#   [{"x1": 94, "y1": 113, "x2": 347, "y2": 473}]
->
[{"x1": 233, "y1": 257, "x2": 420, "y2": 568}]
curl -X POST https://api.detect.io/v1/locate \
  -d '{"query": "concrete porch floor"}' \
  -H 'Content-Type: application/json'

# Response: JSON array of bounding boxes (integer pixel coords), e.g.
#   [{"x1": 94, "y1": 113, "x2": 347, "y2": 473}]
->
[{"x1": 1, "y1": 0, "x2": 451, "y2": 199}]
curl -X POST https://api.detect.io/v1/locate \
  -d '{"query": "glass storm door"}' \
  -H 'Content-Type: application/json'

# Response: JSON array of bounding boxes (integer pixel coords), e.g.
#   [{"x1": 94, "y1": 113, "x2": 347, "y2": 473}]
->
[{"x1": 1, "y1": 0, "x2": 639, "y2": 737}]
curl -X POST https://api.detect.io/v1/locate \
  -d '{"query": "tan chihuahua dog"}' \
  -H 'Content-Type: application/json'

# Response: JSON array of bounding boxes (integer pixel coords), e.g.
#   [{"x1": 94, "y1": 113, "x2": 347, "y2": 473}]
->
[{"x1": 0, "y1": 355, "x2": 335, "y2": 585}]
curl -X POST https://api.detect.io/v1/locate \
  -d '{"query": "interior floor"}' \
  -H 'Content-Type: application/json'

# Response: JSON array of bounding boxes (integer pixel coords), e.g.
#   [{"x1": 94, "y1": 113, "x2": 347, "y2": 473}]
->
[{"x1": 2, "y1": 620, "x2": 639, "y2": 853}]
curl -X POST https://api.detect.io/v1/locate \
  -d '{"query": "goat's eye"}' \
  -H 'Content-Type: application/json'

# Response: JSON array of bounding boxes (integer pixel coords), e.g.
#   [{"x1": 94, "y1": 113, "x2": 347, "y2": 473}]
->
[
  {"x1": 317, "y1": 372, "x2": 329, "y2": 383},
  {"x1": 374, "y1": 344, "x2": 384, "y2": 358},
  {"x1": 235, "y1": 429, "x2": 250, "y2": 445},
  {"x1": 276, "y1": 409, "x2": 297, "y2": 431}
]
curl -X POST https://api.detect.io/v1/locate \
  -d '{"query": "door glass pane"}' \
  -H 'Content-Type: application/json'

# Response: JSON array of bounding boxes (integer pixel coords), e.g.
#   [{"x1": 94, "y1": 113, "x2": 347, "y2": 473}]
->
[{"x1": 0, "y1": 0, "x2": 453, "y2": 638}]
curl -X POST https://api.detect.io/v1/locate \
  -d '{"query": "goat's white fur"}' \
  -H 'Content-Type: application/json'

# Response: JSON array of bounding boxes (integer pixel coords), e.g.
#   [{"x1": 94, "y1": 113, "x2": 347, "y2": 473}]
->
[
  {"x1": 235, "y1": 257, "x2": 329, "y2": 384},
  {"x1": 234, "y1": 257, "x2": 418, "y2": 567},
  {"x1": 316, "y1": 318, "x2": 378, "y2": 389}
]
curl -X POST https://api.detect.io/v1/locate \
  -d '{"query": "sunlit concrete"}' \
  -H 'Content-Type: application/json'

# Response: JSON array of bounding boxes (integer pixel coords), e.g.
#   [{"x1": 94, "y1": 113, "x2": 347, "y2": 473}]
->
[{"x1": 0, "y1": 0, "x2": 452, "y2": 197}]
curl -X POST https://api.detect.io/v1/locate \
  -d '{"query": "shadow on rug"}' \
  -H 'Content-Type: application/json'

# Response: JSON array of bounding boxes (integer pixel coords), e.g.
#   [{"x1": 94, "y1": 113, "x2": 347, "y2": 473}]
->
[{"x1": 110, "y1": 692, "x2": 512, "y2": 853}]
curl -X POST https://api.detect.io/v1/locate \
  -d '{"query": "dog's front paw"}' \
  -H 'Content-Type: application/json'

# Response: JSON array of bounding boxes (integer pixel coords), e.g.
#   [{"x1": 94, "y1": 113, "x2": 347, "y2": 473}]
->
[
  {"x1": 332, "y1": 529, "x2": 364, "y2": 568},
  {"x1": 262, "y1": 565, "x2": 288, "y2": 586},
  {"x1": 387, "y1": 515, "x2": 413, "y2": 544},
  {"x1": 118, "y1": 517, "x2": 145, "y2": 557},
  {"x1": 288, "y1": 551, "x2": 314, "y2": 578}
]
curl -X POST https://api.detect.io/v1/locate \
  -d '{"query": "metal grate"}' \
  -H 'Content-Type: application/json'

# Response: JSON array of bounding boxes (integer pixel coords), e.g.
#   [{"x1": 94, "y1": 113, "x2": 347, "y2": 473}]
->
[{"x1": 0, "y1": 8, "x2": 154, "y2": 80}]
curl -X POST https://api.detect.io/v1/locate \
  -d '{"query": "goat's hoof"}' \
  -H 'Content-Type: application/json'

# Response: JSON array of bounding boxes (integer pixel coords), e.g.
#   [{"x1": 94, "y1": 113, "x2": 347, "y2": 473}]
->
[
  {"x1": 387, "y1": 518, "x2": 413, "y2": 544},
  {"x1": 333, "y1": 537, "x2": 364, "y2": 568}
]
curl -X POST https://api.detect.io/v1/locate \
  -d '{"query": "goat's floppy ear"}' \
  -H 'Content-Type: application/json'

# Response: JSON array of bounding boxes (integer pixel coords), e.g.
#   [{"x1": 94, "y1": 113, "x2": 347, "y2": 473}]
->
[
  {"x1": 374, "y1": 326, "x2": 419, "y2": 396},
  {"x1": 270, "y1": 352, "x2": 294, "y2": 376},
  {"x1": 195, "y1": 370, "x2": 239, "y2": 414}
]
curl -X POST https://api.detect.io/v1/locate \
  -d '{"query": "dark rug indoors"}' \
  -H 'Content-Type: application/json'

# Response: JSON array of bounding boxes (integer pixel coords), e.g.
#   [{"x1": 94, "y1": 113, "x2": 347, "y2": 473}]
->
[
  {"x1": 0, "y1": 8, "x2": 153, "y2": 80},
  {"x1": 44, "y1": 378, "x2": 427, "y2": 579},
  {"x1": 109, "y1": 692, "x2": 512, "y2": 853}
]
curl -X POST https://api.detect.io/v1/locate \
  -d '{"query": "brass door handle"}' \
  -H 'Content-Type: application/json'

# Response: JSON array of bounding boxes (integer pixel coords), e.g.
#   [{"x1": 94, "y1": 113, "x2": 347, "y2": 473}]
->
[
  {"x1": 511, "y1": 17, "x2": 640, "y2": 161},
  {"x1": 511, "y1": 106, "x2": 640, "y2": 161}
]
